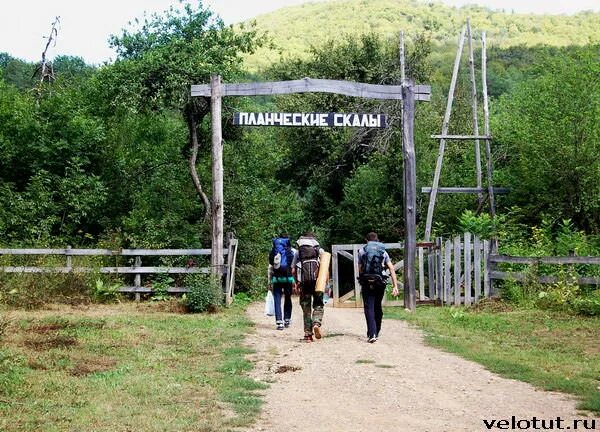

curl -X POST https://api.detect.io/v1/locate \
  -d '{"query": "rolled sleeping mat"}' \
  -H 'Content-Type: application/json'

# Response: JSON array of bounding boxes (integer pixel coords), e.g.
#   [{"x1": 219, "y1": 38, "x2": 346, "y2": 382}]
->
[{"x1": 315, "y1": 251, "x2": 331, "y2": 293}]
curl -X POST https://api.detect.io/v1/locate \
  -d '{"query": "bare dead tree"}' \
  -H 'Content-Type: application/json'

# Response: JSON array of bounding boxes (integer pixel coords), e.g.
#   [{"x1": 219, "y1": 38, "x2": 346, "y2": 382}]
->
[{"x1": 33, "y1": 16, "x2": 60, "y2": 83}]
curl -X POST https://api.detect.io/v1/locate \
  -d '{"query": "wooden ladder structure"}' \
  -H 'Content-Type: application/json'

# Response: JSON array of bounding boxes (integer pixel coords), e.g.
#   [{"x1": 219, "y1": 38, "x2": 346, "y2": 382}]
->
[{"x1": 423, "y1": 19, "x2": 507, "y2": 242}]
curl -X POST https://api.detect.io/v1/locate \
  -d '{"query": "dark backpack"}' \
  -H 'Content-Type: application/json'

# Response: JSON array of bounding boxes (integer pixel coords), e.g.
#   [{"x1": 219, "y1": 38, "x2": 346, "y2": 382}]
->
[
  {"x1": 359, "y1": 241, "x2": 387, "y2": 283},
  {"x1": 269, "y1": 237, "x2": 293, "y2": 276},
  {"x1": 298, "y1": 241, "x2": 320, "y2": 284}
]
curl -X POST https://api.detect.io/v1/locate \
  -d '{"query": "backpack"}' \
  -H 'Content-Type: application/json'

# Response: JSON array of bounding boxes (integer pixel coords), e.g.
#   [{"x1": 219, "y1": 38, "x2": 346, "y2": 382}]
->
[
  {"x1": 269, "y1": 237, "x2": 293, "y2": 276},
  {"x1": 297, "y1": 237, "x2": 320, "y2": 284},
  {"x1": 359, "y1": 241, "x2": 387, "y2": 283}
]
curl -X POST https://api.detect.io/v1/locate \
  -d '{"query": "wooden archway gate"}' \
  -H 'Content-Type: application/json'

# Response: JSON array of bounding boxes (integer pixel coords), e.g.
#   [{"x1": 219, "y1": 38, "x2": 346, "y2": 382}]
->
[{"x1": 190, "y1": 76, "x2": 431, "y2": 310}]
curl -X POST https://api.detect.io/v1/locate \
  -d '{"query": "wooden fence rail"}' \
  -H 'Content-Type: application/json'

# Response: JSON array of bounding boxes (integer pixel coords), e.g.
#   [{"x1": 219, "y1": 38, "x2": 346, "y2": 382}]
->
[
  {"x1": 0, "y1": 241, "x2": 239, "y2": 303},
  {"x1": 489, "y1": 254, "x2": 600, "y2": 286}
]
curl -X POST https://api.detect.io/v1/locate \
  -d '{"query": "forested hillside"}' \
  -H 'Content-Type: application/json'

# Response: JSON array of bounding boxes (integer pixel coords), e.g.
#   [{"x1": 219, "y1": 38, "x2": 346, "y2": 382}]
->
[
  {"x1": 0, "y1": 1, "x2": 598, "y2": 298},
  {"x1": 243, "y1": 0, "x2": 600, "y2": 70}
]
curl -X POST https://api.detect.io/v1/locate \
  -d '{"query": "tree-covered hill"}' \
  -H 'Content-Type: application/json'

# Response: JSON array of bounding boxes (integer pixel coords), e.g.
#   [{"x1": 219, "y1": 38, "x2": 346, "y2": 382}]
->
[{"x1": 242, "y1": 0, "x2": 600, "y2": 70}]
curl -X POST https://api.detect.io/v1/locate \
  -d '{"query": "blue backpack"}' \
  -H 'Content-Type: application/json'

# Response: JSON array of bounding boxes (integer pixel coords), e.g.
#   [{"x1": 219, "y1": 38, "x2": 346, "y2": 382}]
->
[
  {"x1": 359, "y1": 241, "x2": 387, "y2": 283},
  {"x1": 269, "y1": 237, "x2": 293, "y2": 276}
]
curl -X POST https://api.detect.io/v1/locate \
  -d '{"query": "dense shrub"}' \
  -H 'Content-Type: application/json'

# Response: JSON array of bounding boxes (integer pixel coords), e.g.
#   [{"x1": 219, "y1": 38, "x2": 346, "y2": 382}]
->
[{"x1": 184, "y1": 274, "x2": 223, "y2": 313}]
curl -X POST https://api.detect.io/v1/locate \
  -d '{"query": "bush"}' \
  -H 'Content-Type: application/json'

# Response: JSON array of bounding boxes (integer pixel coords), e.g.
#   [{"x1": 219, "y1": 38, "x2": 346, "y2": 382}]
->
[
  {"x1": 0, "y1": 272, "x2": 93, "y2": 309},
  {"x1": 184, "y1": 274, "x2": 223, "y2": 313},
  {"x1": 571, "y1": 296, "x2": 600, "y2": 316},
  {"x1": 93, "y1": 278, "x2": 122, "y2": 303}
]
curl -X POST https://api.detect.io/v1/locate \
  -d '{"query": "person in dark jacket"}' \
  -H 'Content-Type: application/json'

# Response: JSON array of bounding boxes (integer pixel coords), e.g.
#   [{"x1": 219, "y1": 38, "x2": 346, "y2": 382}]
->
[{"x1": 358, "y1": 232, "x2": 399, "y2": 343}]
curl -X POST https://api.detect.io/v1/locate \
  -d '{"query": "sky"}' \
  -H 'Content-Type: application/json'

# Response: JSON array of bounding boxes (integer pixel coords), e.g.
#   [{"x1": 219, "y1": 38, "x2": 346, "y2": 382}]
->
[{"x1": 1, "y1": 0, "x2": 599, "y2": 65}]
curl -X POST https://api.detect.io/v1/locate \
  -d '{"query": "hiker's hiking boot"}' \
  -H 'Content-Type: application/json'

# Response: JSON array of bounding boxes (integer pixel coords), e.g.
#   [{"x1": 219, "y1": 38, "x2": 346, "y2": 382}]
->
[
  {"x1": 284, "y1": 319, "x2": 290, "y2": 328},
  {"x1": 276, "y1": 322, "x2": 284, "y2": 330},
  {"x1": 313, "y1": 324, "x2": 322, "y2": 339},
  {"x1": 303, "y1": 334, "x2": 313, "y2": 342},
  {"x1": 368, "y1": 335, "x2": 378, "y2": 343}
]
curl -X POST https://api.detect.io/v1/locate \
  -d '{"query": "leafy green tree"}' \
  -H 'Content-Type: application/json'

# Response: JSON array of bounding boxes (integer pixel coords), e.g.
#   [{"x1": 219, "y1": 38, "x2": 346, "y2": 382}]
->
[
  {"x1": 266, "y1": 32, "x2": 433, "y2": 243},
  {"x1": 100, "y1": 2, "x2": 263, "y2": 223},
  {"x1": 493, "y1": 45, "x2": 600, "y2": 233}
]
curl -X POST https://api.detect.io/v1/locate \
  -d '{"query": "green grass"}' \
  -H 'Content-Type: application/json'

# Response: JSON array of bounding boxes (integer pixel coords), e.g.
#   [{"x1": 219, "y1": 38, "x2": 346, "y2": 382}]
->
[
  {"x1": 385, "y1": 303, "x2": 600, "y2": 413},
  {"x1": 0, "y1": 302, "x2": 266, "y2": 432}
]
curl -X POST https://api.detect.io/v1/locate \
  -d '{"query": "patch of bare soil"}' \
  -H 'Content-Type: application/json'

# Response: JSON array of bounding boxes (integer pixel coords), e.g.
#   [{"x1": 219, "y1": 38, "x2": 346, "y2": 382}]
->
[{"x1": 241, "y1": 299, "x2": 591, "y2": 432}]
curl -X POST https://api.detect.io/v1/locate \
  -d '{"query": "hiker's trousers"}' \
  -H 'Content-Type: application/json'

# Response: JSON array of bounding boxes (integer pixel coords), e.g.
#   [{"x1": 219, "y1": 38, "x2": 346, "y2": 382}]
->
[
  {"x1": 273, "y1": 282, "x2": 293, "y2": 323},
  {"x1": 299, "y1": 281, "x2": 324, "y2": 335},
  {"x1": 361, "y1": 282, "x2": 386, "y2": 338}
]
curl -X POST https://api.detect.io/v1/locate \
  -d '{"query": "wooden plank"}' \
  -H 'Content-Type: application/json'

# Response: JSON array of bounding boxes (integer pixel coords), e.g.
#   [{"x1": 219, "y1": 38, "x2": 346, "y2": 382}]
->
[
  {"x1": 119, "y1": 286, "x2": 190, "y2": 293},
  {"x1": 464, "y1": 232, "x2": 472, "y2": 306},
  {"x1": 490, "y1": 271, "x2": 600, "y2": 286},
  {"x1": 120, "y1": 249, "x2": 217, "y2": 256},
  {"x1": 353, "y1": 245, "x2": 362, "y2": 307},
  {"x1": 421, "y1": 187, "x2": 510, "y2": 194},
  {"x1": 483, "y1": 240, "x2": 490, "y2": 297},
  {"x1": 332, "y1": 242, "x2": 404, "y2": 250},
  {"x1": 454, "y1": 236, "x2": 462, "y2": 306},
  {"x1": 444, "y1": 239, "x2": 452, "y2": 305},
  {"x1": 0, "y1": 266, "x2": 214, "y2": 274},
  {"x1": 418, "y1": 247, "x2": 425, "y2": 300},
  {"x1": 134, "y1": 256, "x2": 142, "y2": 302},
  {"x1": 431, "y1": 135, "x2": 491, "y2": 140},
  {"x1": 427, "y1": 250, "x2": 435, "y2": 300},
  {"x1": 424, "y1": 26, "x2": 466, "y2": 242},
  {"x1": 227, "y1": 239, "x2": 238, "y2": 305},
  {"x1": 402, "y1": 81, "x2": 417, "y2": 312},
  {"x1": 0, "y1": 248, "x2": 220, "y2": 256},
  {"x1": 392, "y1": 259, "x2": 404, "y2": 272},
  {"x1": 435, "y1": 238, "x2": 444, "y2": 301},
  {"x1": 211, "y1": 75, "x2": 225, "y2": 280},
  {"x1": 481, "y1": 31, "x2": 496, "y2": 218},
  {"x1": 224, "y1": 238, "x2": 233, "y2": 301},
  {"x1": 338, "y1": 290, "x2": 356, "y2": 303},
  {"x1": 473, "y1": 236, "x2": 481, "y2": 302},
  {"x1": 332, "y1": 246, "x2": 339, "y2": 307},
  {"x1": 337, "y1": 250, "x2": 354, "y2": 261},
  {"x1": 467, "y1": 18, "x2": 483, "y2": 205},
  {"x1": 191, "y1": 78, "x2": 432, "y2": 101},
  {"x1": 490, "y1": 255, "x2": 600, "y2": 265}
]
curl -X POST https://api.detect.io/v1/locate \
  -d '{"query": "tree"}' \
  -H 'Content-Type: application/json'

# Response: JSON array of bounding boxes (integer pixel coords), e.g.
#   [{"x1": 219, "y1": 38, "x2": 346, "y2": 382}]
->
[
  {"x1": 102, "y1": 2, "x2": 263, "y2": 222},
  {"x1": 493, "y1": 46, "x2": 600, "y2": 233}
]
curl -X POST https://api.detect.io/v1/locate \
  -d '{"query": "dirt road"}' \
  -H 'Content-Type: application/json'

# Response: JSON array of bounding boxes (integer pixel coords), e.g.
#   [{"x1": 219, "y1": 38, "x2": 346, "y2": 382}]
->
[{"x1": 242, "y1": 299, "x2": 590, "y2": 432}]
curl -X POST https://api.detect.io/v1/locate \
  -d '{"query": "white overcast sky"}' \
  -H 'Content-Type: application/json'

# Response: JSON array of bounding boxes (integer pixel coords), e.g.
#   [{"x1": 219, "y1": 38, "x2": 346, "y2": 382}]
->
[{"x1": 1, "y1": 0, "x2": 598, "y2": 65}]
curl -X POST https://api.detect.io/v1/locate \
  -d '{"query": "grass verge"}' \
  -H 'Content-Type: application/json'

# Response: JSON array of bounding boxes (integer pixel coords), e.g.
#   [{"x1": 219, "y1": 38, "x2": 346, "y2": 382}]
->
[
  {"x1": 385, "y1": 302, "x2": 600, "y2": 414},
  {"x1": 0, "y1": 301, "x2": 265, "y2": 432}
]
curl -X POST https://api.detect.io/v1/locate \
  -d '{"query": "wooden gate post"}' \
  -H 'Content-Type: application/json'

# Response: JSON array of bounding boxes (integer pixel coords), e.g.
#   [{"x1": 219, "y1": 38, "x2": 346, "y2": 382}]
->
[
  {"x1": 402, "y1": 80, "x2": 417, "y2": 311},
  {"x1": 210, "y1": 74, "x2": 224, "y2": 279}
]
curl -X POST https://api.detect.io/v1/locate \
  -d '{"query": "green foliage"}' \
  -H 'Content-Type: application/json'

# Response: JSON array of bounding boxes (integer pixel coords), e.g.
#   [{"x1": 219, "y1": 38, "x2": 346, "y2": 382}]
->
[
  {"x1": 243, "y1": 0, "x2": 600, "y2": 71},
  {"x1": 0, "y1": 273, "x2": 93, "y2": 309},
  {"x1": 493, "y1": 46, "x2": 600, "y2": 232},
  {"x1": 457, "y1": 210, "x2": 506, "y2": 239},
  {"x1": 93, "y1": 278, "x2": 122, "y2": 303},
  {"x1": 150, "y1": 275, "x2": 174, "y2": 301},
  {"x1": 184, "y1": 274, "x2": 223, "y2": 313}
]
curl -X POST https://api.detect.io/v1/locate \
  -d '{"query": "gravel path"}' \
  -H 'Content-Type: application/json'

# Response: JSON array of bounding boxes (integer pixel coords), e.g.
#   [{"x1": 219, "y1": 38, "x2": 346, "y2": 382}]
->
[{"x1": 241, "y1": 299, "x2": 590, "y2": 432}]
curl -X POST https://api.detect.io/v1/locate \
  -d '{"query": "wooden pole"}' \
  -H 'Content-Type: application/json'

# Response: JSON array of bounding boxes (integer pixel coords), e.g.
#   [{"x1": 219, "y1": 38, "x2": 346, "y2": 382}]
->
[
  {"x1": 399, "y1": 31, "x2": 406, "y2": 83},
  {"x1": 402, "y1": 80, "x2": 417, "y2": 312},
  {"x1": 210, "y1": 75, "x2": 224, "y2": 279},
  {"x1": 481, "y1": 32, "x2": 496, "y2": 219},
  {"x1": 467, "y1": 18, "x2": 483, "y2": 206},
  {"x1": 424, "y1": 27, "x2": 466, "y2": 241}
]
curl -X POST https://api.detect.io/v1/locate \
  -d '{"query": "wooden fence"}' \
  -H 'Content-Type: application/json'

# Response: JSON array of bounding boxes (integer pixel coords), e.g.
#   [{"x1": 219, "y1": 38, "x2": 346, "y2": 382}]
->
[
  {"x1": 331, "y1": 233, "x2": 600, "y2": 308},
  {"x1": 489, "y1": 254, "x2": 600, "y2": 286},
  {"x1": 0, "y1": 238, "x2": 239, "y2": 304}
]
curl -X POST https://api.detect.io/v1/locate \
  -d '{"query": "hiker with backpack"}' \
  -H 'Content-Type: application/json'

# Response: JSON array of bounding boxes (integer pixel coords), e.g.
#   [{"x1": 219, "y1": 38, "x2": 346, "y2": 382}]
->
[
  {"x1": 292, "y1": 232, "x2": 325, "y2": 342},
  {"x1": 268, "y1": 233, "x2": 297, "y2": 330},
  {"x1": 358, "y1": 232, "x2": 399, "y2": 343}
]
